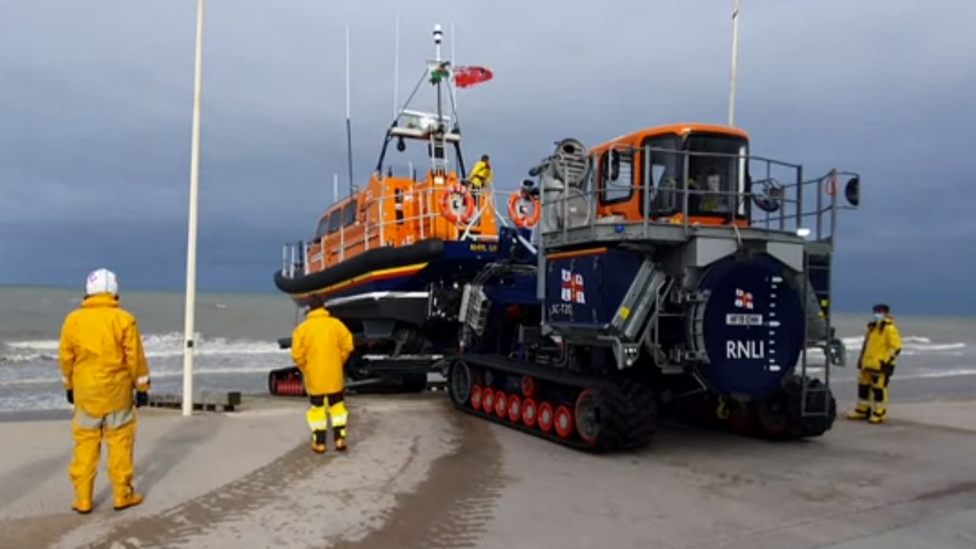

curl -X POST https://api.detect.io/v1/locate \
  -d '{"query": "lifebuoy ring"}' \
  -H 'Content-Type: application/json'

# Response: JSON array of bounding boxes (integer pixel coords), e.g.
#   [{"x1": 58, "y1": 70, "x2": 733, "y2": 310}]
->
[
  {"x1": 439, "y1": 183, "x2": 476, "y2": 224},
  {"x1": 825, "y1": 174, "x2": 838, "y2": 196},
  {"x1": 507, "y1": 193, "x2": 540, "y2": 228}
]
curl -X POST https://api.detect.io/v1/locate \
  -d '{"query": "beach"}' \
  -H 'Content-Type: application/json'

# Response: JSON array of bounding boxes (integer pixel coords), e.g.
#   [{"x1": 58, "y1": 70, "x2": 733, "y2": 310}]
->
[
  {"x1": 4, "y1": 285, "x2": 976, "y2": 548},
  {"x1": 4, "y1": 394, "x2": 976, "y2": 548}
]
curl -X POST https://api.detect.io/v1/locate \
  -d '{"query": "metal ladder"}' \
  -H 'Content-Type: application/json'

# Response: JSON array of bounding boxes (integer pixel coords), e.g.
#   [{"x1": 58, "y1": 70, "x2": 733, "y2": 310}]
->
[{"x1": 799, "y1": 250, "x2": 834, "y2": 417}]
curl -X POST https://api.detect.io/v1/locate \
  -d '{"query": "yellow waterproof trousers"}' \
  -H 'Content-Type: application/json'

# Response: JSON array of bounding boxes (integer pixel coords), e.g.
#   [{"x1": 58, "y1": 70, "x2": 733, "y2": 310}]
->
[
  {"x1": 69, "y1": 408, "x2": 139, "y2": 508},
  {"x1": 850, "y1": 368, "x2": 891, "y2": 422},
  {"x1": 306, "y1": 395, "x2": 348, "y2": 451}
]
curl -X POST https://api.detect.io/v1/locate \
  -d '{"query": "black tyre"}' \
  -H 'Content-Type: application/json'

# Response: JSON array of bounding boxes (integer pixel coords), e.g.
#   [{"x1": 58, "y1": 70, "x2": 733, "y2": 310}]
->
[
  {"x1": 447, "y1": 359, "x2": 474, "y2": 406},
  {"x1": 573, "y1": 381, "x2": 659, "y2": 453}
]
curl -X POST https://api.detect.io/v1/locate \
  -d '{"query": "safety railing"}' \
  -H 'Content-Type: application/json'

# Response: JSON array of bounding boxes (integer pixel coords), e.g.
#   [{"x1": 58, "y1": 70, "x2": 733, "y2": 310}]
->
[
  {"x1": 533, "y1": 144, "x2": 860, "y2": 248},
  {"x1": 279, "y1": 185, "x2": 529, "y2": 279}
]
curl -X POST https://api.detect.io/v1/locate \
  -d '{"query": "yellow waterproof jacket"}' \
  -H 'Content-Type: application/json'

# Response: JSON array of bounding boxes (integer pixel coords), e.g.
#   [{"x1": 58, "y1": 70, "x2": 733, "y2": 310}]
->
[
  {"x1": 59, "y1": 293, "x2": 151, "y2": 418},
  {"x1": 859, "y1": 317, "x2": 902, "y2": 370},
  {"x1": 469, "y1": 160, "x2": 493, "y2": 188},
  {"x1": 291, "y1": 308, "x2": 354, "y2": 396}
]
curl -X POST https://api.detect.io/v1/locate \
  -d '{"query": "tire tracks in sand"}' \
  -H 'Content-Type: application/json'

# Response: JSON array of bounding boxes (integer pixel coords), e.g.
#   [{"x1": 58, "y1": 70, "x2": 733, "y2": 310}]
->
[
  {"x1": 327, "y1": 406, "x2": 505, "y2": 549},
  {"x1": 3, "y1": 401, "x2": 507, "y2": 549},
  {"x1": 59, "y1": 418, "x2": 380, "y2": 549}
]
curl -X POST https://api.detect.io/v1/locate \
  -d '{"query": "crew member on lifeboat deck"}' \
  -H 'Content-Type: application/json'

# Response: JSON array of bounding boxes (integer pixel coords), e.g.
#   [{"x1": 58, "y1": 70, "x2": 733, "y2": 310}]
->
[
  {"x1": 58, "y1": 268, "x2": 151, "y2": 514},
  {"x1": 468, "y1": 154, "x2": 493, "y2": 196},
  {"x1": 848, "y1": 303, "x2": 902, "y2": 424},
  {"x1": 291, "y1": 296, "x2": 355, "y2": 453}
]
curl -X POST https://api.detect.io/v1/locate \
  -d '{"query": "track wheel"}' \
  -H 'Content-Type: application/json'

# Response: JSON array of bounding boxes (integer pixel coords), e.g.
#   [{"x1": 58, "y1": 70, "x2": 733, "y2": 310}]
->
[
  {"x1": 507, "y1": 394, "x2": 522, "y2": 422},
  {"x1": 538, "y1": 402, "x2": 554, "y2": 433},
  {"x1": 554, "y1": 405, "x2": 574, "y2": 439},
  {"x1": 571, "y1": 382, "x2": 658, "y2": 452},
  {"x1": 574, "y1": 389, "x2": 601, "y2": 445},
  {"x1": 470, "y1": 385, "x2": 483, "y2": 411},
  {"x1": 494, "y1": 392, "x2": 508, "y2": 418},
  {"x1": 268, "y1": 372, "x2": 278, "y2": 395},
  {"x1": 448, "y1": 359, "x2": 474, "y2": 406},
  {"x1": 728, "y1": 401, "x2": 756, "y2": 435},
  {"x1": 521, "y1": 376, "x2": 537, "y2": 398},
  {"x1": 483, "y1": 388, "x2": 495, "y2": 413},
  {"x1": 755, "y1": 394, "x2": 790, "y2": 439},
  {"x1": 522, "y1": 398, "x2": 538, "y2": 428}
]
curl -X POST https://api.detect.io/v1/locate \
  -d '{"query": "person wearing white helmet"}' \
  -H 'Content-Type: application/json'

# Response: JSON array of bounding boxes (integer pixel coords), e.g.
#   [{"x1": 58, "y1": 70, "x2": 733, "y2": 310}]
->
[{"x1": 58, "y1": 268, "x2": 151, "y2": 514}]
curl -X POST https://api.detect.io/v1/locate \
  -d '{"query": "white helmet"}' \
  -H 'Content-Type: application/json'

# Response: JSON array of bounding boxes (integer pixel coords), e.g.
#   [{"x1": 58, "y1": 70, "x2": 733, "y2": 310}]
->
[{"x1": 85, "y1": 268, "x2": 119, "y2": 296}]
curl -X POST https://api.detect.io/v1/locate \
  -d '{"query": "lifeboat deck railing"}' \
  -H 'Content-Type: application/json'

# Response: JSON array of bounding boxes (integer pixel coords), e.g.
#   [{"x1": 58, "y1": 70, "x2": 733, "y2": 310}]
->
[{"x1": 280, "y1": 186, "x2": 527, "y2": 279}]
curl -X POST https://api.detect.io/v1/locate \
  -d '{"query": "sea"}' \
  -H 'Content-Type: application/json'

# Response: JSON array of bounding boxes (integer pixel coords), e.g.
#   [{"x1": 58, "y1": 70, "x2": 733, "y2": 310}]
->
[{"x1": 1, "y1": 285, "x2": 975, "y2": 414}]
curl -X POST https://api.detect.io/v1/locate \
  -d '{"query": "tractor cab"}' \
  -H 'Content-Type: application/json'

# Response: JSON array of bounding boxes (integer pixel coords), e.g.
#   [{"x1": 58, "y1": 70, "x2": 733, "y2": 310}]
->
[{"x1": 590, "y1": 124, "x2": 752, "y2": 227}]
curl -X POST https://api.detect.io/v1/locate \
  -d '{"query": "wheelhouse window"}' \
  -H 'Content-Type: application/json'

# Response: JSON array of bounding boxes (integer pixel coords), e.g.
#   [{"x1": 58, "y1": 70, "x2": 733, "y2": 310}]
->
[
  {"x1": 327, "y1": 209, "x2": 342, "y2": 234},
  {"x1": 314, "y1": 217, "x2": 329, "y2": 242},
  {"x1": 342, "y1": 200, "x2": 358, "y2": 227},
  {"x1": 685, "y1": 133, "x2": 748, "y2": 216}
]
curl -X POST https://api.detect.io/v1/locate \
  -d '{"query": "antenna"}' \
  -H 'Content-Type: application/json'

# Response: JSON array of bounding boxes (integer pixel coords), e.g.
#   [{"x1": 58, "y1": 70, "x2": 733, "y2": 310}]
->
[
  {"x1": 393, "y1": 15, "x2": 400, "y2": 120},
  {"x1": 345, "y1": 24, "x2": 355, "y2": 196},
  {"x1": 433, "y1": 24, "x2": 444, "y2": 127}
]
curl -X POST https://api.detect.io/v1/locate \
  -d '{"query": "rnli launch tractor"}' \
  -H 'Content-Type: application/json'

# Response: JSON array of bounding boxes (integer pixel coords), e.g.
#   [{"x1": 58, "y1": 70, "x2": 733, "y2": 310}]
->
[{"x1": 446, "y1": 126, "x2": 859, "y2": 453}]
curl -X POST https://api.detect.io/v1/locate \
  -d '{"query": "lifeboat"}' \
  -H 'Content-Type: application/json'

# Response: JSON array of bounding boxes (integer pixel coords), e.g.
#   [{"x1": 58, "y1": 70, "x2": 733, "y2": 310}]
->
[{"x1": 271, "y1": 24, "x2": 539, "y2": 393}]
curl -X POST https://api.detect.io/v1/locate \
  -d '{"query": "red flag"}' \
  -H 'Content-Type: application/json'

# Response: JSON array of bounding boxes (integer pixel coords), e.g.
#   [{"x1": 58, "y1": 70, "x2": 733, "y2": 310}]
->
[{"x1": 453, "y1": 66, "x2": 493, "y2": 89}]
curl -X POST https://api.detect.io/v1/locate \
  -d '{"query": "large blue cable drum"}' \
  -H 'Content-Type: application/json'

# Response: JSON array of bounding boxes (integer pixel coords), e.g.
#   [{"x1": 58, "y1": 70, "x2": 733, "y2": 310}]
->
[{"x1": 687, "y1": 254, "x2": 806, "y2": 400}]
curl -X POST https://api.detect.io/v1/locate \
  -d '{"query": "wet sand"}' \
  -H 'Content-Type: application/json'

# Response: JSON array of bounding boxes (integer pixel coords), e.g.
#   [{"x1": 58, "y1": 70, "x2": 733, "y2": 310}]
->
[{"x1": 3, "y1": 391, "x2": 976, "y2": 549}]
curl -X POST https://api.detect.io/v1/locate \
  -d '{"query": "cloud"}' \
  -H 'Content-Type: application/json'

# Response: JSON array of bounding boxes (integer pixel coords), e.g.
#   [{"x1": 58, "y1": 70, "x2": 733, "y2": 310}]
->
[{"x1": 0, "y1": 0, "x2": 974, "y2": 313}]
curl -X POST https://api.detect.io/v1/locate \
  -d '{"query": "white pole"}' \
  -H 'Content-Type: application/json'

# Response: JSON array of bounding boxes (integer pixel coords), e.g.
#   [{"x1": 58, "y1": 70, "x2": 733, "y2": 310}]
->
[
  {"x1": 182, "y1": 0, "x2": 206, "y2": 417},
  {"x1": 728, "y1": 0, "x2": 741, "y2": 126},
  {"x1": 393, "y1": 15, "x2": 400, "y2": 119},
  {"x1": 333, "y1": 173, "x2": 339, "y2": 203}
]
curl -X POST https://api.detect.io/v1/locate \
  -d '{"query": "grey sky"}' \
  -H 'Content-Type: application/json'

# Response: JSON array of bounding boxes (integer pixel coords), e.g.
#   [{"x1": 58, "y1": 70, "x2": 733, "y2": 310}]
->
[{"x1": 0, "y1": 1, "x2": 974, "y2": 314}]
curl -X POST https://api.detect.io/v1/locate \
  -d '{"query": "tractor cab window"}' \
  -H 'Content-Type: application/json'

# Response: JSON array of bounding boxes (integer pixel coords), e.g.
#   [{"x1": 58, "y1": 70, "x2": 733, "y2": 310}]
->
[
  {"x1": 598, "y1": 148, "x2": 635, "y2": 204},
  {"x1": 641, "y1": 134, "x2": 682, "y2": 216},
  {"x1": 685, "y1": 133, "x2": 748, "y2": 217}
]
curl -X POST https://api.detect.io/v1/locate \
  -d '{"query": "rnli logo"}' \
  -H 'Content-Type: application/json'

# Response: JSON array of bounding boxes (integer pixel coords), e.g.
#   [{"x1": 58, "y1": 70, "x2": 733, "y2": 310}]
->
[
  {"x1": 560, "y1": 270, "x2": 585, "y2": 304},
  {"x1": 734, "y1": 288, "x2": 754, "y2": 310}
]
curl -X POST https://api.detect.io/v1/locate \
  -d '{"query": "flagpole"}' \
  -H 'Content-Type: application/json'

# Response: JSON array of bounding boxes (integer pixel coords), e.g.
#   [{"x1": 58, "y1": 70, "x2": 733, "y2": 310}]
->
[
  {"x1": 728, "y1": 0, "x2": 741, "y2": 126},
  {"x1": 182, "y1": 0, "x2": 206, "y2": 417}
]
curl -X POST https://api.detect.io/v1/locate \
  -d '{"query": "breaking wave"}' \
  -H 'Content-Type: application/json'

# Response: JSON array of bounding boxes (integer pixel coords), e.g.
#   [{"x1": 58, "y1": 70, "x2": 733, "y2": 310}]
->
[
  {"x1": 0, "y1": 332, "x2": 285, "y2": 364},
  {"x1": 837, "y1": 335, "x2": 967, "y2": 356}
]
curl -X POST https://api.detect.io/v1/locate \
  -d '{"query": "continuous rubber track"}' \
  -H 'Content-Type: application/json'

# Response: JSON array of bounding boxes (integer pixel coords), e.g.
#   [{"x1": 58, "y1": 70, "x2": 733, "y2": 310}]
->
[{"x1": 448, "y1": 354, "x2": 659, "y2": 454}]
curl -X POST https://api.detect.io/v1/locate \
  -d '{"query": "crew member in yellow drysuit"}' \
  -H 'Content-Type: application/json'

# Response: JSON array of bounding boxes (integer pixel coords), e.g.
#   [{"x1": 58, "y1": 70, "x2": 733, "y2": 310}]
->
[
  {"x1": 848, "y1": 303, "x2": 902, "y2": 424},
  {"x1": 468, "y1": 154, "x2": 493, "y2": 197},
  {"x1": 59, "y1": 268, "x2": 150, "y2": 514},
  {"x1": 291, "y1": 296, "x2": 355, "y2": 453}
]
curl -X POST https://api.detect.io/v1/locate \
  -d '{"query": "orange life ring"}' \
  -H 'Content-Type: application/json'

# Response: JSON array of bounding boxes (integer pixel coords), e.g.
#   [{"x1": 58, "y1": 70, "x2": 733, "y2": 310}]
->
[
  {"x1": 439, "y1": 183, "x2": 476, "y2": 224},
  {"x1": 508, "y1": 193, "x2": 540, "y2": 228}
]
